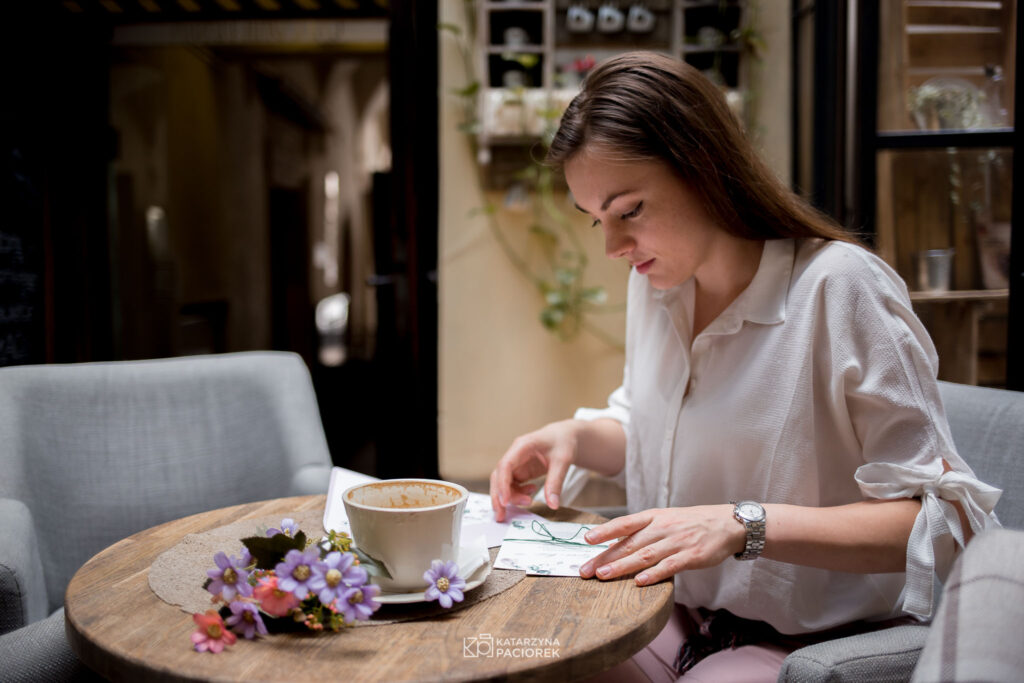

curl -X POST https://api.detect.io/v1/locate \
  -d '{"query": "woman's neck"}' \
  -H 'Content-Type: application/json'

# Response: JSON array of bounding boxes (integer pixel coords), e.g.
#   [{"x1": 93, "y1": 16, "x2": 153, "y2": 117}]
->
[{"x1": 691, "y1": 236, "x2": 764, "y2": 338}]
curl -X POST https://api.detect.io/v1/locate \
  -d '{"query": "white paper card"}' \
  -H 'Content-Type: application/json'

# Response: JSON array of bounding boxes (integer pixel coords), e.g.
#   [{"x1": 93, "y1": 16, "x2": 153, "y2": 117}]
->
[{"x1": 492, "y1": 520, "x2": 611, "y2": 576}]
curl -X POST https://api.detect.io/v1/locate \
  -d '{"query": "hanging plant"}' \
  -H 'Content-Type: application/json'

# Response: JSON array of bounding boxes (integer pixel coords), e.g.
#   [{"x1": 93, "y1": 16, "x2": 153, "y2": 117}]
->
[{"x1": 440, "y1": 4, "x2": 624, "y2": 349}]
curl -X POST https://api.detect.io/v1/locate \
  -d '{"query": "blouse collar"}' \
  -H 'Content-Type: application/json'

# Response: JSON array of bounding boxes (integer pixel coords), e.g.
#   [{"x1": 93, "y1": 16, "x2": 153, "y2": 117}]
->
[{"x1": 731, "y1": 237, "x2": 794, "y2": 326}]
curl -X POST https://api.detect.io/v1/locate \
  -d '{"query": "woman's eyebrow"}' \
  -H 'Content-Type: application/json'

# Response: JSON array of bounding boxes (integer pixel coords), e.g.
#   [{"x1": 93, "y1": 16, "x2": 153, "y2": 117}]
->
[{"x1": 574, "y1": 190, "x2": 632, "y2": 215}]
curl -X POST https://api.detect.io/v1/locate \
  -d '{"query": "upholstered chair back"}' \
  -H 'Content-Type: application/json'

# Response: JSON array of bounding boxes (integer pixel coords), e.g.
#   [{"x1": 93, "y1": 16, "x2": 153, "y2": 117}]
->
[
  {"x1": 938, "y1": 381, "x2": 1024, "y2": 529},
  {"x1": 0, "y1": 352, "x2": 333, "y2": 613}
]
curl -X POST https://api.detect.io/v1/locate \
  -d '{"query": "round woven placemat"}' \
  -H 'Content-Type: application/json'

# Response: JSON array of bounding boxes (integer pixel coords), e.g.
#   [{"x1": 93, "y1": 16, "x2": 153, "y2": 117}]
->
[{"x1": 148, "y1": 509, "x2": 525, "y2": 626}]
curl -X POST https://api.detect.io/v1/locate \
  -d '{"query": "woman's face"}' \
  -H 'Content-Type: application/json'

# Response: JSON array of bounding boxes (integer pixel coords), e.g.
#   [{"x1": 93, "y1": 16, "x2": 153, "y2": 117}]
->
[{"x1": 564, "y1": 150, "x2": 723, "y2": 290}]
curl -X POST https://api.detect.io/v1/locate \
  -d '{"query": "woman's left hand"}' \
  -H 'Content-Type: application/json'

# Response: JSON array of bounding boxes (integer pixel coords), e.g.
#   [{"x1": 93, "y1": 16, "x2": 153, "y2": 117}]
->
[{"x1": 579, "y1": 505, "x2": 745, "y2": 586}]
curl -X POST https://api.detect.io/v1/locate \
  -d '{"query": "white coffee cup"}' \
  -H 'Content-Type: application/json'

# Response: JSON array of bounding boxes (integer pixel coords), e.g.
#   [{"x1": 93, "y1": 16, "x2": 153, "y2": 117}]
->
[
  {"x1": 627, "y1": 5, "x2": 655, "y2": 33},
  {"x1": 567, "y1": 5, "x2": 595, "y2": 33},
  {"x1": 597, "y1": 4, "x2": 626, "y2": 33},
  {"x1": 343, "y1": 478, "x2": 469, "y2": 592}
]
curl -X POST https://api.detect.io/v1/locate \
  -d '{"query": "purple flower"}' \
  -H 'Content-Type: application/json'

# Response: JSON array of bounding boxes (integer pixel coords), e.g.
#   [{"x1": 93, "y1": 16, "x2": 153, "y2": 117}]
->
[
  {"x1": 206, "y1": 549, "x2": 253, "y2": 601},
  {"x1": 225, "y1": 600, "x2": 267, "y2": 640},
  {"x1": 423, "y1": 560, "x2": 466, "y2": 609},
  {"x1": 266, "y1": 518, "x2": 299, "y2": 537},
  {"x1": 309, "y1": 551, "x2": 368, "y2": 605},
  {"x1": 274, "y1": 547, "x2": 321, "y2": 599},
  {"x1": 337, "y1": 583, "x2": 381, "y2": 623}
]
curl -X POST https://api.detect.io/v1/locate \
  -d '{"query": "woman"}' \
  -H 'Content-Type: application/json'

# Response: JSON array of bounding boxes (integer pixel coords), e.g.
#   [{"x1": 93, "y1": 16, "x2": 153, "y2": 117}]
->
[{"x1": 488, "y1": 52, "x2": 1001, "y2": 681}]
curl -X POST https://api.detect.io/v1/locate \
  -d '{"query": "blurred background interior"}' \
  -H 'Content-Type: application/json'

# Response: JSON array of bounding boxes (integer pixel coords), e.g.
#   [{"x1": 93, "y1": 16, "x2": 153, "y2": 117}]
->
[{"x1": 2, "y1": 0, "x2": 1021, "y2": 500}]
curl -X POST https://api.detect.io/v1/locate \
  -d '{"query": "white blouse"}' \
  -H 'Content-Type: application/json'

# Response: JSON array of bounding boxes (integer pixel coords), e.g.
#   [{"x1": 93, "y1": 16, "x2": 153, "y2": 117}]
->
[{"x1": 574, "y1": 237, "x2": 1002, "y2": 634}]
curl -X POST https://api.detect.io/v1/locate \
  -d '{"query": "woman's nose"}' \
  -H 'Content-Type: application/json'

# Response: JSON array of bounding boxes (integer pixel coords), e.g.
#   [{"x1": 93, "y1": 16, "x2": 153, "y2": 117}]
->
[{"x1": 605, "y1": 229, "x2": 634, "y2": 259}]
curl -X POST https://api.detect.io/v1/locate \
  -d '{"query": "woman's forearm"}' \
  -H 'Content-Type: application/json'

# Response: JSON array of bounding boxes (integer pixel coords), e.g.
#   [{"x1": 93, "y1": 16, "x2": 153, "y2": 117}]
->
[
  {"x1": 571, "y1": 417, "x2": 627, "y2": 478},
  {"x1": 761, "y1": 499, "x2": 921, "y2": 573}
]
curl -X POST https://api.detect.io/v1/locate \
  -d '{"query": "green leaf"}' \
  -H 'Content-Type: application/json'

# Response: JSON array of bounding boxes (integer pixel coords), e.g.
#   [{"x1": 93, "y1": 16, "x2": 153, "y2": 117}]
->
[
  {"x1": 452, "y1": 81, "x2": 480, "y2": 98},
  {"x1": 540, "y1": 306, "x2": 565, "y2": 329},
  {"x1": 502, "y1": 52, "x2": 539, "y2": 69},
  {"x1": 545, "y1": 290, "x2": 566, "y2": 306},
  {"x1": 555, "y1": 268, "x2": 577, "y2": 286},
  {"x1": 581, "y1": 286, "x2": 607, "y2": 304},
  {"x1": 241, "y1": 531, "x2": 307, "y2": 570},
  {"x1": 352, "y1": 547, "x2": 393, "y2": 579},
  {"x1": 529, "y1": 224, "x2": 558, "y2": 244}
]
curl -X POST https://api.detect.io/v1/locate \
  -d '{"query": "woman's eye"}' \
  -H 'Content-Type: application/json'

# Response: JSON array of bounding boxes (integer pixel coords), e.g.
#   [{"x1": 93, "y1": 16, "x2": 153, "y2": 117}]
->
[{"x1": 621, "y1": 201, "x2": 643, "y2": 220}]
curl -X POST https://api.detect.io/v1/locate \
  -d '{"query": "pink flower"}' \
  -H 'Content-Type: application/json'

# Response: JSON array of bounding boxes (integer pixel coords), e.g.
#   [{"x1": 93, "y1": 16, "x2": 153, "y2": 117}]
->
[
  {"x1": 191, "y1": 610, "x2": 237, "y2": 653},
  {"x1": 253, "y1": 575, "x2": 301, "y2": 617}
]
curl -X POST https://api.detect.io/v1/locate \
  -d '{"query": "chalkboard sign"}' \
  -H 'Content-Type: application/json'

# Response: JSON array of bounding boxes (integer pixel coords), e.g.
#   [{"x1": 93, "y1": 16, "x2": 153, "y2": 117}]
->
[{"x1": 0, "y1": 144, "x2": 46, "y2": 366}]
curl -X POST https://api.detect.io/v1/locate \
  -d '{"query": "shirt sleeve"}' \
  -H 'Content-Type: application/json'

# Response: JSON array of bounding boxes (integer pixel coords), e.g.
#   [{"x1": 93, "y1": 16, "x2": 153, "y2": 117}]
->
[
  {"x1": 573, "y1": 371, "x2": 630, "y2": 487},
  {"x1": 825, "y1": 250, "x2": 1002, "y2": 619}
]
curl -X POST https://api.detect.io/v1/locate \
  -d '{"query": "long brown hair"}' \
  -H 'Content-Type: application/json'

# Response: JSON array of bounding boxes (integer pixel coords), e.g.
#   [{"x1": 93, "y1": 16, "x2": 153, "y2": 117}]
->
[{"x1": 547, "y1": 51, "x2": 858, "y2": 244}]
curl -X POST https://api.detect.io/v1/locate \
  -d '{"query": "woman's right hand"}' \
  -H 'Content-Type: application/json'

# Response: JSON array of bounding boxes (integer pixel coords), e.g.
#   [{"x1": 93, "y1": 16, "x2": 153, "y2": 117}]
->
[{"x1": 489, "y1": 419, "x2": 582, "y2": 522}]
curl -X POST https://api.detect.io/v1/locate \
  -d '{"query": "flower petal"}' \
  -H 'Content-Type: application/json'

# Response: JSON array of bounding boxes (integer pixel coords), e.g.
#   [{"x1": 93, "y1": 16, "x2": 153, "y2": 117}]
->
[
  {"x1": 439, "y1": 593, "x2": 453, "y2": 609},
  {"x1": 214, "y1": 551, "x2": 230, "y2": 570}
]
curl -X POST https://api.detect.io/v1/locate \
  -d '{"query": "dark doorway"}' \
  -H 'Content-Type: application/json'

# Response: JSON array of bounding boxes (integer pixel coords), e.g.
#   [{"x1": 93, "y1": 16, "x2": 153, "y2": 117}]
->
[{"x1": 3, "y1": 3, "x2": 440, "y2": 477}]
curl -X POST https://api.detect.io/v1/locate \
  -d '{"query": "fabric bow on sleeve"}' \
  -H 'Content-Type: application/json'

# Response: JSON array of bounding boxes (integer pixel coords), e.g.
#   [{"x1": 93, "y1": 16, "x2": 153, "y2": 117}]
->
[{"x1": 855, "y1": 461, "x2": 1002, "y2": 618}]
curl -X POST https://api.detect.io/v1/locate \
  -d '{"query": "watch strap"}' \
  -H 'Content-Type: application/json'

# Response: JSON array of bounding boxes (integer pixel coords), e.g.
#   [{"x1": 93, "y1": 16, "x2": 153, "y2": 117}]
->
[{"x1": 732, "y1": 501, "x2": 766, "y2": 561}]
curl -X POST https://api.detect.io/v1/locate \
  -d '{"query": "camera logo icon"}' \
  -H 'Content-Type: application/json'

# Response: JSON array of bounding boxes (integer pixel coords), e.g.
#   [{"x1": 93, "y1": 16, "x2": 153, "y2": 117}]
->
[{"x1": 463, "y1": 633, "x2": 494, "y2": 658}]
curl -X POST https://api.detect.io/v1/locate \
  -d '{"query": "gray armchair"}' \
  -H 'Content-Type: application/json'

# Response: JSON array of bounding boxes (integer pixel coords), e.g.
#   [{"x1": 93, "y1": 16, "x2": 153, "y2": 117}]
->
[
  {"x1": 0, "y1": 352, "x2": 334, "y2": 681},
  {"x1": 779, "y1": 381, "x2": 1024, "y2": 682}
]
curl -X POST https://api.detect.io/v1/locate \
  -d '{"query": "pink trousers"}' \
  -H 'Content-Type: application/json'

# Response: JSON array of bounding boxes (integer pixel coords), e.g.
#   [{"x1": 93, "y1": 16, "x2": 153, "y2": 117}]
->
[{"x1": 584, "y1": 604, "x2": 796, "y2": 683}]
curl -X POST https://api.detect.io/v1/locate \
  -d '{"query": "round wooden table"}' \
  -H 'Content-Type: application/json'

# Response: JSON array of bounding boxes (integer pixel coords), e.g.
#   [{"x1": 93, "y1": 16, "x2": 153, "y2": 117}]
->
[{"x1": 65, "y1": 495, "x2": 674, "y2": 682}]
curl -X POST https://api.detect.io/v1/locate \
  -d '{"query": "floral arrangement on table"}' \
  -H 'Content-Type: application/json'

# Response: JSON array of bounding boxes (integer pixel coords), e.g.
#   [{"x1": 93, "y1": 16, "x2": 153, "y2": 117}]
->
[{"x1": 191, "y1": 518, "x2": 467, "y2": 653}]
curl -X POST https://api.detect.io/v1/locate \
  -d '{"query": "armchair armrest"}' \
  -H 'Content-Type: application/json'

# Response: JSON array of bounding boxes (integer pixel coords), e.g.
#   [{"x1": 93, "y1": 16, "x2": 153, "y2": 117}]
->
[
  {"x1": 0, "y1": 498, "x2": 47, "y2": 635},
  {"x1": 778, "y1": 624, "x2": 928, "y2": 683},
  {"x1": 0, "y1": 608, "x2": 98, "y2": 682},
  {"x1": 289, "y1": 463, "x2": 333, "y2": 497},
  {"x1": 912, "y1": 528, "x2": 1024, "y2": 682}
]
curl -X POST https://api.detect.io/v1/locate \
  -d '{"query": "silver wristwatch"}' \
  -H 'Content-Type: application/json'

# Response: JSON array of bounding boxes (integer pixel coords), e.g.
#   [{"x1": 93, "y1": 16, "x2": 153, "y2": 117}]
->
[{"x1": 732, "y1": 500, "x2": 766, "y2": 560}]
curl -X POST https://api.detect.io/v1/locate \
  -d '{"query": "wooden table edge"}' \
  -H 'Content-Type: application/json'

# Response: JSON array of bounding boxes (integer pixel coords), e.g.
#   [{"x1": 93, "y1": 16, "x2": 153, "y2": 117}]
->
[{"x1": 64, "y1": 494, "x2": 676, "y2": 682}]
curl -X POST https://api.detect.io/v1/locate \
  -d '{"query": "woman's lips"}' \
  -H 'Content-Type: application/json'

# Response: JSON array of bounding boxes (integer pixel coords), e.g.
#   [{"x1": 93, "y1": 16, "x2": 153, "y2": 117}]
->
[{"x1": 634, "y1": 258, "x2": 655, "y2": 274}]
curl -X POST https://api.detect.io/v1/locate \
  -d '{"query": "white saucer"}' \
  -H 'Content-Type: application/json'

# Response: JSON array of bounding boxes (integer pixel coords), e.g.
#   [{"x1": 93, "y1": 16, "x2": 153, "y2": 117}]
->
[{"x1": 374, "y1": 544, "x2": 492, "y2": 605}]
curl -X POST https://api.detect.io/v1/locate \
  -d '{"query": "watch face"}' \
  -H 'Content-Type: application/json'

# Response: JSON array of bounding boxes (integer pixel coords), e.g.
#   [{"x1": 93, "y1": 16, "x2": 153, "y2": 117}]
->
[{"x1": 737, "y1": 501, "x2": 765, "y2": 522}]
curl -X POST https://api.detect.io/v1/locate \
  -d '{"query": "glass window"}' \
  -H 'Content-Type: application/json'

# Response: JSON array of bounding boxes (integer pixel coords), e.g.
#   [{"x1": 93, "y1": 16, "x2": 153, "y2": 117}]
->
[
  {"x1": 878, "y1": 0, "x2": 1016, "y2": 132},
  {"x1": 876, "y1": 147, "x2": 1012, "y2": 291}
]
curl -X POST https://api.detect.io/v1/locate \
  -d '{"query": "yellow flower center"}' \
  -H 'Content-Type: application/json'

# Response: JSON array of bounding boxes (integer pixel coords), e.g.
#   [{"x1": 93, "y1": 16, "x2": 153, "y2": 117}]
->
[
  {"x1": 274, "y1": 588, "x2": 288, "y2": 598},
  {"x1": 222, "y1": 567, "x2": 237, "y2": 584},
  {"x1": 293, "y1": 564, "x2": 311, "y2": 581},
  {"x1": 243, "y1": 610, "x2": 255, "y2": 624},
  {"x1": 436, "y1": 577, "x2": 449, "y2": 593},
  {"x1": 348, "y1": 589, "x2": 364, "y2": 605},
  {"x1": 206, "y1": 623, "x2": 223, "y2": 639},
  {"x1": 325, "y1": 568, "x2": 342, "y2": 587}
]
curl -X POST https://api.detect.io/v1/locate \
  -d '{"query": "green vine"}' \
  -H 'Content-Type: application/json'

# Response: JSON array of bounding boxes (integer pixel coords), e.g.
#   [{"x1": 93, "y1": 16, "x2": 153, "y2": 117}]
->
[{"x1": 440, "y1": 3, "x2": 624, "y2": 349}]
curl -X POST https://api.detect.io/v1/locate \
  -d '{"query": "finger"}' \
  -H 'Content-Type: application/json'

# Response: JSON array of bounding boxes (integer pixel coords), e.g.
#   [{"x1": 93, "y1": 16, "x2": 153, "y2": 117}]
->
[
  {"x1": 489, "y1": 469, "x2": 506, "y2": 522},
  {"x1": 507, "y1": 481, "x2": 537, "y2": 507},
  {"x1": 584, "y1": 512, "x2": 652, "y2": 545},
  {"x1": 589, "y1": 538, "x2": 677, "y2": 582},
  {"x1": 544, "y1": 452, "x2": 572, "y2": 510},
  {"x1": 579, "y1": 528, "x2": 650, "y2": 578},
  {"x1": 495, "y1": 439, "x2": 540, "y2": 508},
  {"x1": 634, "y1": 552, "x2": 689, "y2": 586}
]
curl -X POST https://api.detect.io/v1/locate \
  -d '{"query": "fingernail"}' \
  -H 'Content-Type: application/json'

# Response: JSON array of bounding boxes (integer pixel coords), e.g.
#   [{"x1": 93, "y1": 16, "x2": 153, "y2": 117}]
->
[
  {"x1": 584, "y1": 531, "x2": 594, "y2": 543},
  {"x1": 596, "y1": 566, "x2": 610, "y2": 578},
  {"x1": 580, "y1": 561, "x2": 592, "y2": 576},
  {"x1": 548, "y1": 493, "x2": 560, "y2": 509},
  {"x1": 636, "y1": 573, "x2": 648, "y2": 585}
]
